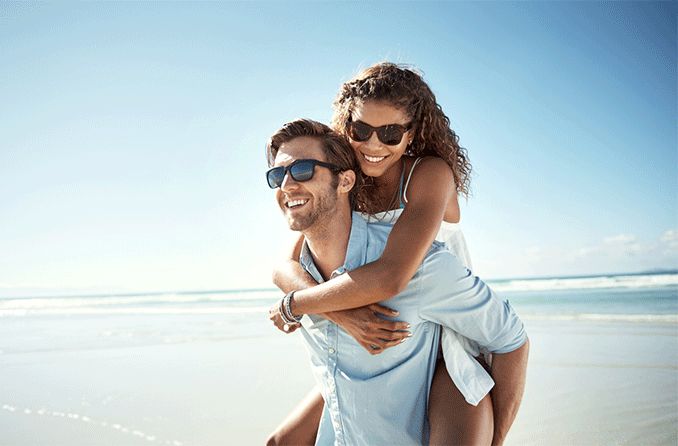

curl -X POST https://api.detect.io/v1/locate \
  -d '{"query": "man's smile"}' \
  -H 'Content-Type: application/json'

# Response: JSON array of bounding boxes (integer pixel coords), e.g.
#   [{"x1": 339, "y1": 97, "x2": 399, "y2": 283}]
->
[{"x1": 285, "y1": 198, "x2": 310, "y2": 210}]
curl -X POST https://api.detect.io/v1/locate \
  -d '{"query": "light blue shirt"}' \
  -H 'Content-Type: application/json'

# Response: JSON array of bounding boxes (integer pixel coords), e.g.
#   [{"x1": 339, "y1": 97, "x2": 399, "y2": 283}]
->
[{"x1": 298, "y1": 212, "x2": 527, "y2": 446}]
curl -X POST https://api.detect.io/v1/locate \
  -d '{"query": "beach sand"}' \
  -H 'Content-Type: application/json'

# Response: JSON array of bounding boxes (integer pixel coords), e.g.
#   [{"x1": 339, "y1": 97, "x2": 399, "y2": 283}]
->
[{"x1": 1, "y1": 314, "x2": 676, "y2": 445}]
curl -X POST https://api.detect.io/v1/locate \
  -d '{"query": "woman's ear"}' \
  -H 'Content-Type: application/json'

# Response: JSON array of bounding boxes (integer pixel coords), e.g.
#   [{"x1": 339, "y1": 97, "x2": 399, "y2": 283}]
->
[{"x1": 338, "y1": 170, "x2": 356, "y2": 194}]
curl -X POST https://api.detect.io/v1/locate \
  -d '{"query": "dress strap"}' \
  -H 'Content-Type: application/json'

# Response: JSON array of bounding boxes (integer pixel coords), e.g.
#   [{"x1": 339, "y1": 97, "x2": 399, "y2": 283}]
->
[
  {"x1": 397, "y1": 161, "x2": 407, "y2": 209},
  {"x1": 402, "y1": 157, "x2": 424, "y2": 204}
]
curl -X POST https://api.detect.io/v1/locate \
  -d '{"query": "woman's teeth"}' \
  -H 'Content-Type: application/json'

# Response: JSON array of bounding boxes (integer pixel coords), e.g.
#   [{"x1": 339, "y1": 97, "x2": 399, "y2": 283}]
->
[
  {"x1": 363, "y1": 154, "x2": 386, "y2": 163},
  {"x1": 287, "y1": 199, "x2": 308, "y2": 208}
]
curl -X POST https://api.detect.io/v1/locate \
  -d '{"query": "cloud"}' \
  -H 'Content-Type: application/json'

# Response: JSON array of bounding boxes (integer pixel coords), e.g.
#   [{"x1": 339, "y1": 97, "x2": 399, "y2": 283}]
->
[
  {"x1": 603, "y1": 234, "x2": 637, "y2": 245},
  {"x1": 660, "y1": 229, "x2": 678, "y2": 246}
]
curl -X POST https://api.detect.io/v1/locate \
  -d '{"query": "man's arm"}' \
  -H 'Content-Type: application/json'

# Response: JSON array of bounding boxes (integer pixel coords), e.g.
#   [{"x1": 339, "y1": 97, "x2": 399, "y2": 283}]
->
[{"x1": 490, "y1": 339, "x2": 529, "y2": 446}]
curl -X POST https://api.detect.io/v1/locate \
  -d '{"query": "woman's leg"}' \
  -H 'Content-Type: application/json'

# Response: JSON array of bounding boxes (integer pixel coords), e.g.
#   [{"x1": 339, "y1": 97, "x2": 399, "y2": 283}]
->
[
  {"x1": 266, "y1": 387, "x2": 324, "y2": 446},
  {"x1": 428, "y1": 359, "x2": 494, "y2": 446}
]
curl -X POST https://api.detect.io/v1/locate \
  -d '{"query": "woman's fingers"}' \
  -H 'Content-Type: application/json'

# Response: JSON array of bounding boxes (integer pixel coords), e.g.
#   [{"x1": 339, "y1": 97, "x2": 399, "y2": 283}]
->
[
  {"x1": 361, "y1": 331, "x2": 411, "y2": 354},
  {"x1": 369, "y1": 317, "x2": 410, "y2": 333},
  {"x1": 368, "y1": 304, "x2": 399, "y2": 317},
  {"x1": 366, "y1": 305, "x2": 410, "y2": 332},
  {"x1": 376, "y1": 330, "x2": 411, "y2": 342}
]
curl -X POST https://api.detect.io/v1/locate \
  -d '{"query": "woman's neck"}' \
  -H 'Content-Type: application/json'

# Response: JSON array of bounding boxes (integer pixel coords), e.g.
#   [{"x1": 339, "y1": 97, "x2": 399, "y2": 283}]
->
[{"x1": 372, "y1": 157, "x2": 406, "y2": 212}]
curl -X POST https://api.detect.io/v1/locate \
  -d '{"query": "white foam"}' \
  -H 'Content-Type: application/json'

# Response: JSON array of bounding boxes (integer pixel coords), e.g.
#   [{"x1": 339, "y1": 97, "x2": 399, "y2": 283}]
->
[
  {"x1": 0, "y1": 290, "x2": 277, "y2": 310},
  {"x1": 491, "y1": 274, "x2": 678, "y2": 292},
  {"x1": 0, "y1": 305, "x2": 270, "y2": 317},
  {"x1": 521, "y1": 313, "x2": 678, "y2": 323}
]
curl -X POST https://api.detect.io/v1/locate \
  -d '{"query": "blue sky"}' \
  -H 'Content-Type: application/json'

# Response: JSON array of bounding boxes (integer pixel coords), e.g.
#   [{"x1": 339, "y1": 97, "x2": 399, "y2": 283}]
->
[{"x1": 0, "y1": 2, "x2": 676, "y2": 295}]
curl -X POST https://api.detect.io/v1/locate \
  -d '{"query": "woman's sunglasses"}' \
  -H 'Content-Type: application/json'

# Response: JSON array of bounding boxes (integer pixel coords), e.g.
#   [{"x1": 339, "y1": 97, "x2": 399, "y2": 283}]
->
[
  {"x1": 266, "y1": 159, "x2": 343, "y2": 189},
  {"x1": 347, "y1": 119, "x2": 413, "y2": 146}
]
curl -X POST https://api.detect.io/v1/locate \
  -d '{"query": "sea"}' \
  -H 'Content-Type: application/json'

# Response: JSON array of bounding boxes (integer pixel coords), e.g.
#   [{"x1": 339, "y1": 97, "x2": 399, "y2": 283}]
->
[
  {"x1": 0, "y1": 271, "x2": 675, "y2": 357},
  {"x1": 1, "y1": 272, "x2": 676, "y2": 322}
]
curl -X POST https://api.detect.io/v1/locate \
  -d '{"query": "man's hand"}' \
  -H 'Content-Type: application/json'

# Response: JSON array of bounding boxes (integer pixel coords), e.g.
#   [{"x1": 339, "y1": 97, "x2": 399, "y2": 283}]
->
[
  {"x1": 324, "y1": 304, "x2": 410, "y2": 355},
  {"x1": 268, "y1": 301, "x2": 301, "y2": 333}
]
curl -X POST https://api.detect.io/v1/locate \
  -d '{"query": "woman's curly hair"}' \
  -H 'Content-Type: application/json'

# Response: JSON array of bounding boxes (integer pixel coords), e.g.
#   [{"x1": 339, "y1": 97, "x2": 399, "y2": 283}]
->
[{"x1": 331, "y1": 62, "x2": 472, "y2": 212}]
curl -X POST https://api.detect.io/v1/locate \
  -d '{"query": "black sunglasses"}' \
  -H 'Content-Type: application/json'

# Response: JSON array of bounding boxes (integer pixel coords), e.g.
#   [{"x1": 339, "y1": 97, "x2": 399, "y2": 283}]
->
[
  {"x1": 266, "y1": 159, "x2": 343, "y2": 189},
  {"x1": 347, "y1": 119, "x2": 413, "y2": 146}
]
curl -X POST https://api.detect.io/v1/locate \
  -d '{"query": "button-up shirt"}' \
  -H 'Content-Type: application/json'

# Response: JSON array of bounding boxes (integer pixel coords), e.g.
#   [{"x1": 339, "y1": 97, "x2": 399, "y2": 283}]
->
[{"x1": 298, "y1": 212, "x2": 527, "y2": 446}]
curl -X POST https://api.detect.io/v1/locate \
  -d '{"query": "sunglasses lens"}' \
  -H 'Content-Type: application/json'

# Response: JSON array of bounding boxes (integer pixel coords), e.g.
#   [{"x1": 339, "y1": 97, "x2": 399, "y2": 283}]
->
[
  {"x1": 290, "y1": 160, "x2": 315, "y2": 182},
  {"x1": 379, "y1": 126, "x2": 405, "y2": 145},
  {"x1": 267, "y1": 167, "x2": 285, "y2": 188},
  {"x1": 349, "y1": 121, "x2": 373, "y2": 142}
]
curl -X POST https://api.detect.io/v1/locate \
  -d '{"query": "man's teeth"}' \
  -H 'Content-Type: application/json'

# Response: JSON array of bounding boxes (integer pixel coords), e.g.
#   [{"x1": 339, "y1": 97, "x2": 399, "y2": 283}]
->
[
  {"x1": 287, "y1": 199, "x2": 308, "y2": 208},
  {"x1": 363, "y1": 154, "x2": 386, "y2": 163}
]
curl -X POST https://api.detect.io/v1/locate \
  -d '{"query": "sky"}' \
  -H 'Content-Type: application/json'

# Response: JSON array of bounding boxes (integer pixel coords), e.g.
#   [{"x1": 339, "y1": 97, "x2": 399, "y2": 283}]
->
[{"x1": 0, "y1": 1, "x2": 676, "y2": 295}]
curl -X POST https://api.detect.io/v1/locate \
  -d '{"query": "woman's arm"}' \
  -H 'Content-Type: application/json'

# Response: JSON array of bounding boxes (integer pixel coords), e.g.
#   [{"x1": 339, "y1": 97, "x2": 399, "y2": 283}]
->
[
  {"x1": 270, "y1": 234, "x2": 410, "y2": 351},
  {"x1": 289, "y1": 157, "x2": 455, "y2": 316},
  {"x1": 272, "y1": 233, "x2": 317, "y2": 293}
]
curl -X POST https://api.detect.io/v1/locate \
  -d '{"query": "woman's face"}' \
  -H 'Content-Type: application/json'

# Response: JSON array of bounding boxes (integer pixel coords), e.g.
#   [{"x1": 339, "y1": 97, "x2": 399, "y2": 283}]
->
[{"x1": 348, "y1": 100, "x2": 413, "y2": 179}]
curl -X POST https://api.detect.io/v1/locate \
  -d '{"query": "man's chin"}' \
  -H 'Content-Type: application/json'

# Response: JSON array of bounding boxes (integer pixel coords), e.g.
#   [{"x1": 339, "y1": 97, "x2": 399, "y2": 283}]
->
[{"x1": 286, "y1": 216, "x2": 311, "y2": 232}]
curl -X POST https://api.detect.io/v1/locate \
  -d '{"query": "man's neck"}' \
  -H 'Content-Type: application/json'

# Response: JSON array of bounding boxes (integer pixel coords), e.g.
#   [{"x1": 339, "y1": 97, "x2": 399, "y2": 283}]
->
[{"x1": 303, "y1": 208, "x2": 352, "y2": 281}]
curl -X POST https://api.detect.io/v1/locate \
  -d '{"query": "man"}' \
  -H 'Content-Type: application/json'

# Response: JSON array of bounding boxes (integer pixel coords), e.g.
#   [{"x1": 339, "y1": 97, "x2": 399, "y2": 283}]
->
[{"x1": 266, "y1": 119, "x2": 529, "y2": 445}]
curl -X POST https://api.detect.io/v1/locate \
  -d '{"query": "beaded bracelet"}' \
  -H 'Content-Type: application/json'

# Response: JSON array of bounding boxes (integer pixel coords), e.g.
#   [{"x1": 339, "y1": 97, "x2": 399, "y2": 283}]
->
[
  {"x1": 278, "y1": 297, "x2": 295, "y2": 325},
  {"x1": 282, "y1": 291, "x2": 302, "y2": 323}
]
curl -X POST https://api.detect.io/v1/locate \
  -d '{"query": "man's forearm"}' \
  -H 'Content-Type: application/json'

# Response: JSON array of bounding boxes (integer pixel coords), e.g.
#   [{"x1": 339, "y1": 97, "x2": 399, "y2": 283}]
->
[{"x1": 490, "y1": 339, "x2": 529, "y2": 446}]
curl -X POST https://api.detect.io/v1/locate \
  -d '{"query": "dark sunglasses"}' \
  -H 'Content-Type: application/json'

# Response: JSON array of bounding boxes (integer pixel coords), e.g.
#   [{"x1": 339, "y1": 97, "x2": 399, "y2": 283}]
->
[
  {"x1": 266, "y1": 159, "x2": 343, "y2": 189},
  {"x1": 347, "y1": 119, "x2": 413, "y2": 146}
]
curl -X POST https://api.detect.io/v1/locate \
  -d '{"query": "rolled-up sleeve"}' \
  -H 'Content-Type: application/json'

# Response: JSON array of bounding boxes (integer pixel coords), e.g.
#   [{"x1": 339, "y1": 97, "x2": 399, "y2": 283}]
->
[{"x1": 417, "y1": 248, "x2": 527, "y2": 354}]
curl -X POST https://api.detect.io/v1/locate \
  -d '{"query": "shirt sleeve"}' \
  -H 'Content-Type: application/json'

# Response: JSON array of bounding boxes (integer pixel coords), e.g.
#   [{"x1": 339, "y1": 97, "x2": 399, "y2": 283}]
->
[{"x1": 417, "y1": 247, "x2": 527, "y2": 354}]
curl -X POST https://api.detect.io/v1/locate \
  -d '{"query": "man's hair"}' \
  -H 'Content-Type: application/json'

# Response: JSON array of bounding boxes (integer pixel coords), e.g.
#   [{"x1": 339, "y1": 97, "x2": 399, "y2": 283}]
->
[{"x1": 266, "y1": 118, "x2": 362, "y2": 207}]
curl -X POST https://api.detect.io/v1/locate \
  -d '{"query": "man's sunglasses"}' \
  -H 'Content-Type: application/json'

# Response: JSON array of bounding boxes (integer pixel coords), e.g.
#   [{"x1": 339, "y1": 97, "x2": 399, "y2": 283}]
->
[
  {"x1": 347, "y1": 119, "x2": 413, "y2": 146},
  {"x1": 266, "y1": 159, "x2": 343, "y2": 189}
]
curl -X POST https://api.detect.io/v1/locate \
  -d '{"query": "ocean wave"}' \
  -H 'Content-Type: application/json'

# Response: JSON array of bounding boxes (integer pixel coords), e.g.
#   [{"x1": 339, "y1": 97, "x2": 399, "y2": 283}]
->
[
  {"x1": 0, "y1": 305, "x2": 271, "y2": 317},
  {"x1": 0, "y1": 290, "x2": 278, "y2": 311},
  {"x1": 491, "y1": 274, "x2": 678, "y2": 292},
  {"x1": 521, "y1": 313, "x2": 678, "y2": 323}
]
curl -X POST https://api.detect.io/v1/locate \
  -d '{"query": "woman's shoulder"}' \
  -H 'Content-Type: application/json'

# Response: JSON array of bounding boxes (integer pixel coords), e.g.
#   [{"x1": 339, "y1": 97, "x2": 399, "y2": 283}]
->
[
  {"x1": 408, "y1": 155, "x2": 454, "y2": 184},
  {"x1": 401, "y1": 155, "x2": 455, "y2": 207}
]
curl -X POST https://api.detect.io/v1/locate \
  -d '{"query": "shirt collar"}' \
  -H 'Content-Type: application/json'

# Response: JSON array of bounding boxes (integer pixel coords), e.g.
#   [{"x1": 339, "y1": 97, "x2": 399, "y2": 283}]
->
[{"x1": 299, "y1": 211, "x2": 368, "y2": 280}]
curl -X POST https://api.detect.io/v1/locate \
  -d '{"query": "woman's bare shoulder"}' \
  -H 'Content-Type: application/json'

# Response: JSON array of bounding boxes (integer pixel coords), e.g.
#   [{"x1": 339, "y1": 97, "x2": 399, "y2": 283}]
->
[{"x1": 411, "y1": 156, "x2": 454, "y2": 184}]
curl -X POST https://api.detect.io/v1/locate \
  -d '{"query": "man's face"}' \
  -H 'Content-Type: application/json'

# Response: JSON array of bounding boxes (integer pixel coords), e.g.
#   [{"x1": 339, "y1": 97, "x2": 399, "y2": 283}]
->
[{"x1": 273, "y1": 136, "x2": 339, "y2": 232}]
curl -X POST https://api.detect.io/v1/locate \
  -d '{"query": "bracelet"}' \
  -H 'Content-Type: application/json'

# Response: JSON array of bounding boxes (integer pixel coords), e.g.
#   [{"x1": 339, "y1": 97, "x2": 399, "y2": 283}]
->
[
  {"x1": 282, "y1": 291, "x2": 302, "y2": 323},
  {"x1": 278, "y1": 297, "x2": 295, "y2": 325}
]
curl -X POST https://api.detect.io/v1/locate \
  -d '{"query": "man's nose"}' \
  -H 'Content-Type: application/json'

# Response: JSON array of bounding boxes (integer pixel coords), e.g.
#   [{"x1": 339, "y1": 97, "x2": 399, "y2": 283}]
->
[{"x1": 279, "y1": 171, "x2": 299, "y2": 191}]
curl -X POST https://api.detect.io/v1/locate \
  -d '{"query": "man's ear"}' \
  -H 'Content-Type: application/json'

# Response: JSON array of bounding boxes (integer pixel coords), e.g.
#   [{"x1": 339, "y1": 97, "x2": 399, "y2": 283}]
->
[{"x1": 337, "y1": 170, "x2": 356, "y2": 194}]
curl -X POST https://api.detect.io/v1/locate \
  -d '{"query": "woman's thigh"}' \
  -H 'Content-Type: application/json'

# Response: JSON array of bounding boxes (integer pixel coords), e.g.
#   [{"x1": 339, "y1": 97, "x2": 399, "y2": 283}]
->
[
  {"x1": 266, "y1": 387, "x2": 324, "y2": 446},
  {"x1": 428, "y1": 359, "x2": 494, "y2": 446}
]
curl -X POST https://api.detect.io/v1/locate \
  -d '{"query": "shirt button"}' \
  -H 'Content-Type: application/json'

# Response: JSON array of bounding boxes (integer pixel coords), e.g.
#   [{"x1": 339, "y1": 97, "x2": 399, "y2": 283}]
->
[{"x1": 329, "y1": 348, "x2": 335, "y2": 354}]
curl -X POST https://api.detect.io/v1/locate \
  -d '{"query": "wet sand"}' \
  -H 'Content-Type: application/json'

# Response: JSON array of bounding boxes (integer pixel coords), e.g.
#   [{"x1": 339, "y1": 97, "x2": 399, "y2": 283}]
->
[{"x1": 1, "y1": 314, "x2": 676, "y2": 445}]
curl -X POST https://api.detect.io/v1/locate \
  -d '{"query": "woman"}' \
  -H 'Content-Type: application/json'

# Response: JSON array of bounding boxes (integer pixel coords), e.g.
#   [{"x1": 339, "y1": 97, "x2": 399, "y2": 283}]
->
[{"x1": 267, "y1": 63, "x2": 493, "y2": 445}]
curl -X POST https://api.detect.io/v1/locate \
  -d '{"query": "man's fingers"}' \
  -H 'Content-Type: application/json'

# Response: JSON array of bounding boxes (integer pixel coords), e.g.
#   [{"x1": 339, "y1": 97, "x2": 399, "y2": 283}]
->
[{"x1": 286, "y1": 323, "x2": 301, "y2": 333}]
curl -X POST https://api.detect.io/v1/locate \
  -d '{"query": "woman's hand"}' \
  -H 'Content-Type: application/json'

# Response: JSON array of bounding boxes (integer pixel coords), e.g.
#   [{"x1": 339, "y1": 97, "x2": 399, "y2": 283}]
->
[
  {"x1": 268, "y1": 301, "x2": 301, "y2": 334},
  {"x1": 324, "y1": 304, "x2": 411, "y2": 355}
]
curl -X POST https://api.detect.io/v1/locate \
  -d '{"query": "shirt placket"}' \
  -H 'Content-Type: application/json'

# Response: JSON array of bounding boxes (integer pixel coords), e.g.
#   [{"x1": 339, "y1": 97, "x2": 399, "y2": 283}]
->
[{"x1": 324, "y1": 320, "x2": 345, "y2": 445}]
